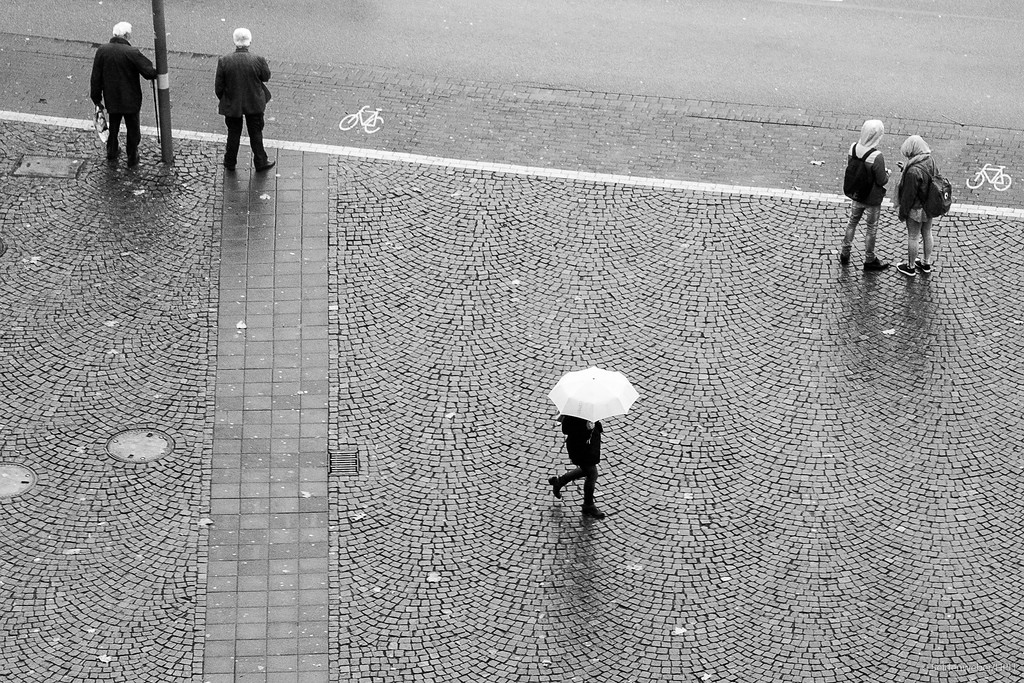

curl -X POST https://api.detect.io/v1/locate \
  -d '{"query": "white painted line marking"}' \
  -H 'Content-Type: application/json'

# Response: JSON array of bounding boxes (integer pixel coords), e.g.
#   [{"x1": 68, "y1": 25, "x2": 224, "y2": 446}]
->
[{"x1": 1, "y1": 109, "x2": 1020, "y2": 218}]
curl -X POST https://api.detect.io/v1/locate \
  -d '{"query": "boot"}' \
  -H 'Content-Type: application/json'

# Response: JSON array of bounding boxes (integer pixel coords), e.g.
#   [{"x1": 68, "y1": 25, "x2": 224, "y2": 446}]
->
[
  {"x1": 548, "y1": 476, "x2": 563, "y2": 499},
  {"x1": 582, "y1": 483, "x2": 606, "y2": 519}
]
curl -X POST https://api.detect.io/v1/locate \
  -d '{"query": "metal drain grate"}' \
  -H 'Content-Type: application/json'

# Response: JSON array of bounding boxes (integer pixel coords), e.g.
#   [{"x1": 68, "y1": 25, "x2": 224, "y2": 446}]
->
[
  {"x1": 13, "y1": 155, "x2": 85, "y2": 179},
  {"x1": 329, "y1": 447, "x2": 360, "y2": 476}
]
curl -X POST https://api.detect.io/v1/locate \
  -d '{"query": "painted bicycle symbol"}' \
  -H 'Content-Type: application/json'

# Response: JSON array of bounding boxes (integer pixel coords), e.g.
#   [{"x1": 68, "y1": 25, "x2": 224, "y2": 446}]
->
[
  {"x1": 339, "y1": 106, "x2": 383, "y2": 134},
  {"x1": 966, "y1": 163, "x2": 1012, "y2": 192}
]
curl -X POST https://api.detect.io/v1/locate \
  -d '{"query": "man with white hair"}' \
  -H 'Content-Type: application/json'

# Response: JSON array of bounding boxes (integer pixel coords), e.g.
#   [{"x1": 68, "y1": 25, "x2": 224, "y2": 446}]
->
[
  {"x1": 214, "y1": 28, "x2": 275, "y2": 172},
  {"x1": 90, "y1": 21, "x2": 157, "y2": 167}
]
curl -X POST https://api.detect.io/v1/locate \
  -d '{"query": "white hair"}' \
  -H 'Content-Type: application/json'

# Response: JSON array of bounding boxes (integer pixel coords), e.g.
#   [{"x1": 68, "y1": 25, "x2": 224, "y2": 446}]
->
[
  {"x1": 112, "y1": 22, "x2": 132, "y2": 37},
  {"x1": 233, "y1": 28, "x2": 252, "y2": 47}
]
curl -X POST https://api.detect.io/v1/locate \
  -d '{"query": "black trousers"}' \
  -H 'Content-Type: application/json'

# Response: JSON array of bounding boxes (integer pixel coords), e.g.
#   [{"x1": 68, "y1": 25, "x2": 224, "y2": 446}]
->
[
  {"x1": 106, "y1": 111, "x2": 141, "y2": 160},
  {"x1": 556, "y1": 464, "x2": 599, "y2": 506},
  {"x1": 224, "y1": 114, "x2": 269, "y2": 168}
]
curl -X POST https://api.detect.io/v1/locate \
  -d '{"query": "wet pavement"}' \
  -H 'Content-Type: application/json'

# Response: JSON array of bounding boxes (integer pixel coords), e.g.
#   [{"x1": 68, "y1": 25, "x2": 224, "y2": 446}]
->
[
  {"x1": 3, "y1": 32, "x2": 1024, "y2": 210},
  {"x1": 2, "y1": 32, "x2": 1024, "y2": 683},
  {"x1": 0, "y1": 123, "x2": 219, "y2": 682}
]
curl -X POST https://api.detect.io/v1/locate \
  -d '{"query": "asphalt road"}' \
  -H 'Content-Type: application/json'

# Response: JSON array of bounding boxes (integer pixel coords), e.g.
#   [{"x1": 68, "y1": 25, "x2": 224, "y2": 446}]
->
[{"x1": 1, "y1": 0, "x2": 1022, "y2": 129}]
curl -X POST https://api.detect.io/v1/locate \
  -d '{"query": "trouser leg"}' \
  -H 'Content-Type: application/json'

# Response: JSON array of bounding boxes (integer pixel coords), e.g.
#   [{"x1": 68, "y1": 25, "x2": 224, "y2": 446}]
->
[
  {"x1": 581, "y1": 465, "x2": 599, "y2": 506},
  {"x1": 557, "y1": 467, "x2": 584, "y2": 488},
  {"x1": 124, "y1": 112, "x2": 141, "y2": 163},
  {"x1": 106, "y1": 112, "x2": 123, "y2": 159},
  {"x1": 842, "y1": 203, "x2": 865, "y2": 252},
  {"x1": 862, "y1": 204, "x2": 880, "y2": 262},
  {"x1": 245, "y1": 113, "x2": 269, "y2": 167},
  {"x1": 555, "y1": 464, "x2": 598, "y2": 492},
  {"x1": 224, "y1": 116, "x2": 243, "y2": 167}
]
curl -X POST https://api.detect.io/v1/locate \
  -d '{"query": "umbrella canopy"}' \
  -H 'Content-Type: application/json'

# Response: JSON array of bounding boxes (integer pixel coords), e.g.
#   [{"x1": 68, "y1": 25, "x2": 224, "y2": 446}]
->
[{"x1": 548, "y1": 367, "x2": 639, "y2": 422}]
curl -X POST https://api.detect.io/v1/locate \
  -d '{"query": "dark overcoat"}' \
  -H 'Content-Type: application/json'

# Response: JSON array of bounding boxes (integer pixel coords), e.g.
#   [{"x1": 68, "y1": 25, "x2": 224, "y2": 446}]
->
[
  {"x1": 562, "y1": 416, "x2": 602, "y2": 468},
  {"x1": 90, "y1": 37, "x2": 157, "y2": 113},
  {"x1": 215, "y1": 47, "x2": 272, "y2": 117}
]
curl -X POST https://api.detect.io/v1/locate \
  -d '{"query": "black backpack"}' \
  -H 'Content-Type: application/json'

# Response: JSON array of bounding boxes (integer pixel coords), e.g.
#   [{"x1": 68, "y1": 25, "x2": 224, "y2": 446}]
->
[
  {"x1": 843, "y1": 145, "x2": 877, "y2": 201},
  {"x1": 923, "y1": 171, "x2": 953, "y2": 217}
]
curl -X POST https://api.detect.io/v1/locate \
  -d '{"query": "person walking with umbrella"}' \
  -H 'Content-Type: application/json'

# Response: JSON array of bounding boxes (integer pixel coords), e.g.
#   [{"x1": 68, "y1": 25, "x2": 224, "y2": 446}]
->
[
  {"x1": 549, "y1": 415, "x2": 607, "y2": 519},
  {"x1": 546, "y1": 367, "x2": 638, "y2": 520}
]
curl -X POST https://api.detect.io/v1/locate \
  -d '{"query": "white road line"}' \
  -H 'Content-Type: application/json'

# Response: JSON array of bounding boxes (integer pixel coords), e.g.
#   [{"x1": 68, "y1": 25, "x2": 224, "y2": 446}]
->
[{"x1": 2, "y1": 109, "x2": 1021, "y2": 219}]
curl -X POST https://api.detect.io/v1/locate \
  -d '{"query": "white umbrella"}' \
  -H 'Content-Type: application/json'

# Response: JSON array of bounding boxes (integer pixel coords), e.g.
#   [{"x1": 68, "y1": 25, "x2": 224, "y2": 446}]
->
[{"x1": 548, "y1": 367, "x2": 639, "y2": 421}]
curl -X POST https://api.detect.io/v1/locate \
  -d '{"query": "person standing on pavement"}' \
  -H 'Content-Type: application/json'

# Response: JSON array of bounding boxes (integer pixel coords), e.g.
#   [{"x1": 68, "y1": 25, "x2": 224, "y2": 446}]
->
[
  {"x1": 90, "y1": 22, "x2": 157, "y2": 167},
  {"x1": 894, "y1": 135, "x2": 938, "y2": 277},
  {"x1": 215, "y1": 28, "x2": 276, "y2": 172},
  {"x1": 839, "y1": 119, "x2": 890, "y2": 271},
  {"x1": 548, "y1": 415, "x2": 607, "y2": 519}
]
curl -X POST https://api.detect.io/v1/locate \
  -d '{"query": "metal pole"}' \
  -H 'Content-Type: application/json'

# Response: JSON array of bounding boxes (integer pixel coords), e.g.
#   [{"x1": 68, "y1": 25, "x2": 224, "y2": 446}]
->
[
  {"x1": 152, "y1": 80, "x2": 161, "y2": 149},
  {"x1": 151, "y1": 0, "x2": 173, "y2": 164}
]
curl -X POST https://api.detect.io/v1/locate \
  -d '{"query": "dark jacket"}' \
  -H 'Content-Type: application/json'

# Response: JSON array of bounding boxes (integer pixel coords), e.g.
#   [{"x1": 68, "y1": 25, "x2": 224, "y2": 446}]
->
[
  {"x1": 215, "y1": 47, "x2": 272, "y2": 117},
  {"x1": 896, "y1": 155, "x2": 938, "y2": 221},
  {"x1": 562, "y1": 416, "x2": 602, "y2": 467},
  {"x1": 848, "y1": 143, "x2": 889, "y2": 206},
  {"x1": 90, "y1": 37, "x2": 157, "y2": 113}
]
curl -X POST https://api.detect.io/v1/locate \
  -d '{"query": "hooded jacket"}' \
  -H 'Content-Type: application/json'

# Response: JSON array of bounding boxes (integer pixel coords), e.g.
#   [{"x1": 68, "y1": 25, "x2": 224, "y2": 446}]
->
[
  {"x1": 896, "y1": 136, "x2": 937, "y2": 222},
  {"x1": 848, "y1": 120, "x2": 889, "y2": 206},
  {"x1": 90, "y1": 37, "x2": 157, "y2": 113}
]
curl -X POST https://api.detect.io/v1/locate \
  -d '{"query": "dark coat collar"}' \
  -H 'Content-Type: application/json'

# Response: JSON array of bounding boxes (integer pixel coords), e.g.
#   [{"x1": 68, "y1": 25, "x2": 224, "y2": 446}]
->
[{"x1": 110, "y1": 36, "x2": 130, "y2": 45}]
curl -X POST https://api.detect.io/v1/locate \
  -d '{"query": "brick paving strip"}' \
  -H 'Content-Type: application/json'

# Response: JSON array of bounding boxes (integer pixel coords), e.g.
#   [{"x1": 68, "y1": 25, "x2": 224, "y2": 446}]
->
[{"x1": 205, "y1": 150, "x2": 331, "y2": 682}]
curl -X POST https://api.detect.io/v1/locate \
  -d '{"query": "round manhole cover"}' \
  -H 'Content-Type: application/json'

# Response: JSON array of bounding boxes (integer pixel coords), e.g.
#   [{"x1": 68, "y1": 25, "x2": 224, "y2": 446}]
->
[
  {"x1": 0, "y1": 464, "x2": 37, "y2": 498},
  {"x1": 105, "y1": 429, "x2": 175, "y2": 463}
]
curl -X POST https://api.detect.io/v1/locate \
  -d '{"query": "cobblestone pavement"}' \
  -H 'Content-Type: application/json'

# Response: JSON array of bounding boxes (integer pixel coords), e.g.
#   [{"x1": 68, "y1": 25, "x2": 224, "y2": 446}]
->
[
  {"x1": 329, "y1": 161, "x2": 1024, "y2": 682},
  {"x1": 1, "y1": 30, "x2": 1024, "y2": 683},
  {"x1": 0, "y1": 121, "x2": 220, "y2": 681}
]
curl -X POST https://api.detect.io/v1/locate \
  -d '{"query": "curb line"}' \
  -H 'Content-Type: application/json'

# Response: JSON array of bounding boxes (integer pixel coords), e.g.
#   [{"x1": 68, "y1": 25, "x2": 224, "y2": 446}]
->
[{"x1": 2, "y1": 109, "x2": 1022, "y2": 219}]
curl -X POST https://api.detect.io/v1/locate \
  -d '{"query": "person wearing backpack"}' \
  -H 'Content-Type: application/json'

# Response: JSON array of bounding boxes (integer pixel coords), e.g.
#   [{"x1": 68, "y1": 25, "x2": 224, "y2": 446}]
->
[
  {"x1": 840, "y1": 120, "x2": 891, "y2": 271},
  {"x1": 895, "y1": 135, "x2": 942, "y2": 277}
]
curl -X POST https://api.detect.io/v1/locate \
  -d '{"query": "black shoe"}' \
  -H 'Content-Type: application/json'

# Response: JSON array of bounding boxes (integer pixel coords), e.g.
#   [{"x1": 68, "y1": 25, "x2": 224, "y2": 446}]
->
[
  {"x1": 127, "y1": 154, "x2": 139, "y2": 168},
  {"x1": 582, "y1": 504, "x2": 606, "y2": 520},
  {"x1": 255, "y1": 160, "x2": 276, "y2": 173},
  {"x1": 915, "y1": 259, "x2": 933, "y2": 274},
  {"x1": 895, "y1": 262, "x2": 916, "y2": 277},
  {"x1": 839, "y1": 249, "x2": 850, "y2": 266},
  {"x1": 106, "y1": 150, "x2": 119, "y2": 162},
  {"x1": 548, "y1": 476, "x2": 562, "y2": 499},
  {"x1": 863, "y1": 258, "x2": 890, "y2": 272}
]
